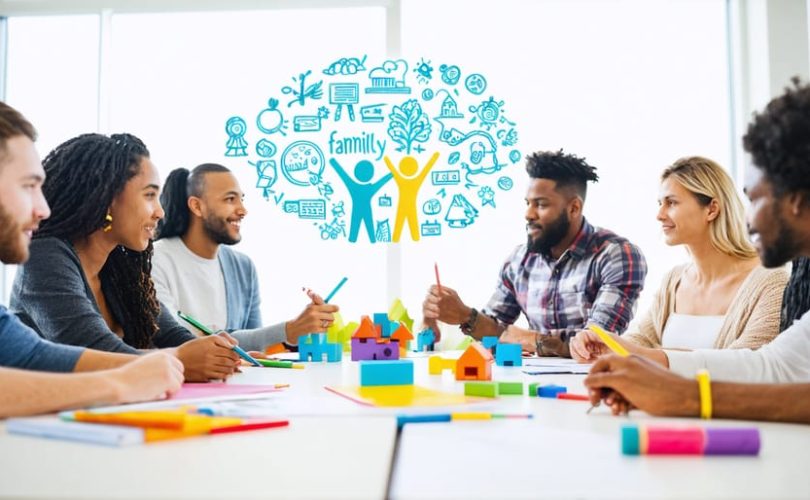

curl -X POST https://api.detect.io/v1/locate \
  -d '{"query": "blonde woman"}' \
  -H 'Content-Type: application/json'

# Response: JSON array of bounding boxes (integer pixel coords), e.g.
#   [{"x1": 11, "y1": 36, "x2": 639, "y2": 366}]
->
[{"x1": 571, "y1": 156, "x2": 788, "y2": 363}]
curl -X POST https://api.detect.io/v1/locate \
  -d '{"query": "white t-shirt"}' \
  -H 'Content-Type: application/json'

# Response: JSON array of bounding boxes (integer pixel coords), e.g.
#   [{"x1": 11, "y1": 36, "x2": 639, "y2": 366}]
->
[
  {"x1": 152, "y1": 238, "x2": 228, "y2": 336},
  {"x1": 661, "y1": 313, "x2": 725, "y2": 350}
]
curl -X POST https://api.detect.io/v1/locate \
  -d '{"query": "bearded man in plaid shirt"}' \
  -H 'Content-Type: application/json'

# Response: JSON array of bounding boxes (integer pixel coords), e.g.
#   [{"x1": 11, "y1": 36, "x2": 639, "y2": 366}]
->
[{"x1": 423, "y1": 150, "x2": 647, "y2": 357}]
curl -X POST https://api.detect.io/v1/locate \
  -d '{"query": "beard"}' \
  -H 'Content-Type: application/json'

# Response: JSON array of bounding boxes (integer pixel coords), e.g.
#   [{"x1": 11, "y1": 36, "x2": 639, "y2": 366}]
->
[
  {"x1": 527, "y1": 210, "x2": 571, "y2": 255},
  {"x1": 202, "y1": 213, "x2": 241, "y2": 246},
  {"x1": 758, "y1": 212, "x2": 801, "y2": 268},
  {"x1": 0, "y1": 203, "x2": 27, "y2": 264}
]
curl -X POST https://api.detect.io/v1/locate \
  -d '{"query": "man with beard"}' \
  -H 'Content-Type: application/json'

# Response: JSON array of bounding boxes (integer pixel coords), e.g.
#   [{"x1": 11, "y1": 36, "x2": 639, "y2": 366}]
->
[
  {"x1": 584, "y1": 79, "x2": 810, "y2": 423},
  {"x1": 0, "y1": 101, "x2": 183, "y2": 416},
  {"x1": 153, "y1": 164, "x2": 338, "y2": 350},
  {"x1": 422, "y1": 150, "x2": 647, "y2": 355}
]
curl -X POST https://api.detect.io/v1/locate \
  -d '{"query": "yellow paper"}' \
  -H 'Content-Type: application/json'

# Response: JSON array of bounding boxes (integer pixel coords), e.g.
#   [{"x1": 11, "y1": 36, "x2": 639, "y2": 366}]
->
[{"x1": 327, "y1": 384, "x2": 476, "y2": 407}]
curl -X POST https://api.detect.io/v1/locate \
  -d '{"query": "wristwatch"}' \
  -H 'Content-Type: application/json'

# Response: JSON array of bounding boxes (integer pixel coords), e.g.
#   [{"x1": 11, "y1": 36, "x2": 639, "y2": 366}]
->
[{"x1": 459, "y1": 308, "x2": 479, "y2": 335}]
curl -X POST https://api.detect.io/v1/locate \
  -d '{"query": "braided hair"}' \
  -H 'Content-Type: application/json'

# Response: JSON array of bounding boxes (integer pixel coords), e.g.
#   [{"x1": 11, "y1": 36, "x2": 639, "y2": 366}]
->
[
  {"x1": 35, "y1": 133, "x2": 161, "y2": 349},
  {"x1": 781, "y1": 257, "x2": 810, "y2": 332},
  {"x1": 155, "y1": 163, "x2": 231, "y2": 240},
  {"x1": 525, "y1": 149, "x2": 599, "y2": 200}
]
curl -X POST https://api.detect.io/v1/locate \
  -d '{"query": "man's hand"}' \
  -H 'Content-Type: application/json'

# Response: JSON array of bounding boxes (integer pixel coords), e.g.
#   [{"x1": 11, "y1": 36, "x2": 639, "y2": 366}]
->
[
  {"x1": 499, "y1": 325, "x2": 537, "y2": 354},
  {"x1": 286, "y1": 290, "x2": 340, "y2": 344},
  {"x1": 111, "y1": 351, "x2": 184, "y2": 403},
  {"x1": 175, "y1": 333, "x2": 241, "y2": 382},
  {"x1": 422, "y1": 285, "x2": 470, "y2": 325},
  {"x1": 583, "y1": 355, "x2": 699, "y2": 417}
]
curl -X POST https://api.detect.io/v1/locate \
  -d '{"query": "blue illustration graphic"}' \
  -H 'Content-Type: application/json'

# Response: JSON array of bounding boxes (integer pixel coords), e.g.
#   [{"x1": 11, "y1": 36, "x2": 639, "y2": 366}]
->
[
  {"x1": 282, "y1": 70, "x2": 323, "y2": 107},
  {"x1": 323, "y1": 55, "x2": 367, "y2": 76},
  {"x1": 464, "y1": 74, "x2": 487, "y2": 95},
  {"x1": 257, "y1": 99, "x2": 289, "y2": 136},
  {"x1": 445, "y1": 194, "x2": 478, "y2": 228},
  {"x1": 280, "y1": 141, "x2": 324, "y2": 187},
  {"x1": 225, "y1": 117, "x2": 248, "y2": 157},
  {"x1": 478, "y1": 186, "x2": 495, "y2": 208},
  {"x1": 223, "y1": 56, "x2": 521, "y2": 244},
  {"x1": 388, "y1": 99, "x2": 431, "y2": 154},
  {"x1": 440, "y1": 64, "x2": 461, "y2": 85},
  {"x1": 497, "y1": 176, "x2": 514, "y2": 191},
  {"x1": 256, "y1": 139, "x2": 277, "y2": 158},
  {"x1": 329, "y1": 158, "x2": 393, "y2": 243},
  {"x1": 375, "y1": 219, "x2": 391, "y2": 242},
  {"x1": 283, "y1": 199, "x2": 327, "y2": 220},
  {"x1": 423, "y1": 199, "x2": 441, "y2": 215},
  {"x1": 469, "y1": 97, "x2": 516, "y2": 131},
  {"x1": 413, "y1": 58, "x2": 433, "y2": 84},
  {"x1": 360, "y1": 104, "x2": 385, "y2": 123},
  {"x1": 329, "y1": 83, "x2": 359, "y2": 122},
  {"x1": 421, "y1": 220, "x2": 442, "y2": 237},
  {"x1": 366, "y1": 60, "x2": 411, "y2": 94}
]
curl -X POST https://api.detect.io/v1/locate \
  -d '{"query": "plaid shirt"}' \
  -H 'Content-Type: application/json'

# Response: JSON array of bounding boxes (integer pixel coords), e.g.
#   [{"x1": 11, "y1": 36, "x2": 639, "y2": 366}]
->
[{"x1": 482, "y1": 219, "x2": 647, "y2": 334}]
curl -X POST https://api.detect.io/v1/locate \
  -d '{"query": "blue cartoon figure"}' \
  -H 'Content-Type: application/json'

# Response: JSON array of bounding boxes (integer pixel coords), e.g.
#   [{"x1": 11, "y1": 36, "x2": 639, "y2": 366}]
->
[
  {"x1": 225, "y1": 117, "x2": 248, "y2": 157},
  {"x1": 384, "y1": 152, "x2": 439, "y2": 242},
  {"x1": 329, "y1": 158, "x2": 393, "y2": 243}
]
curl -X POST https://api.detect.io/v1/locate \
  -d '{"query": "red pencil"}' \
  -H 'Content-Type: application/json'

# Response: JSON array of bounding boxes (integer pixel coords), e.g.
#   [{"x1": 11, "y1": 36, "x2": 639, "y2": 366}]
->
[
  {"x1": 210, "y1": 419, "x2": 289, "y2": 435},
  {"x1": 556, "y1": 393, "x2": 590, "y2": 401},
  {"x1": 434, "y1": 262, "x2": 442, "y2": 292}
]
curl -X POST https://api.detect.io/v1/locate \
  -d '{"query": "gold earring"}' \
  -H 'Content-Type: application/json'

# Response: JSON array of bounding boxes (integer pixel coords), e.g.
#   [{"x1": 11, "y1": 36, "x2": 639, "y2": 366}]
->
[{"x1": 103, "y1": 213, "x2": 113, "y2": 233}]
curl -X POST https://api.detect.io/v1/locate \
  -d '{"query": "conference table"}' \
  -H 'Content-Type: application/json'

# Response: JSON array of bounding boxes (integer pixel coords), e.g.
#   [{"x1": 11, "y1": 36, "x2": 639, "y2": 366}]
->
[{"x1": 1, "y1": 352, "x2": 809, "y2": 499}]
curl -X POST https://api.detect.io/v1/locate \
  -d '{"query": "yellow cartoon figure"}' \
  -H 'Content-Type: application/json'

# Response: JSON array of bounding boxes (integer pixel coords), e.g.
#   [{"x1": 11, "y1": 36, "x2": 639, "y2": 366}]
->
[{"x1": 384, "y1": 152, "x2": 440, "y2": 242}]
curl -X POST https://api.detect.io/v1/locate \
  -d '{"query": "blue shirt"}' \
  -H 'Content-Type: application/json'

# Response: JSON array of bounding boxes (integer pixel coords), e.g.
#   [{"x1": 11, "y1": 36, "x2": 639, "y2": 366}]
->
[
  {"x1": 483, "y1": 219, "x2": 647, "y2": 334},
  {"x1": 0, "y1": 305, "x2": 83, "y2": 372}
]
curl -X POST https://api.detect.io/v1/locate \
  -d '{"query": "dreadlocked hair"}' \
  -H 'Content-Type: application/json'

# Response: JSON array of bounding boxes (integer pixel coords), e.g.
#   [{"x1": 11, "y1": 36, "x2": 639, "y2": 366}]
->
[
  {"x1": 35, "y1": 133, "x2": 161, "y2": 349},
  {"x1": 781, "y1": 257, "x2": 810, "y2": 332},
  {"x1": 156, "y1": 163, "x2": 231, "y2": 240},
  {"x1": 525, "y1": 149, "x2": 599, "y2": 200}
]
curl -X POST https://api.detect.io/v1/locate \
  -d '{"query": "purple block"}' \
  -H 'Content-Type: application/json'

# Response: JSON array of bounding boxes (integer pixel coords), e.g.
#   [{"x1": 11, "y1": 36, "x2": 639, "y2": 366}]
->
[
  {"x1": 704, "y1": 428, "x2": 761, "y2": 455},
  {"x1": 351, "y1": 338, "x2": 400, "y2": 361}
]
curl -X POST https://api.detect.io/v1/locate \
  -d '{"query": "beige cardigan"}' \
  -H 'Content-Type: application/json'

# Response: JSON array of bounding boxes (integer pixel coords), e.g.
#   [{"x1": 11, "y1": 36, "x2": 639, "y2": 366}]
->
[{"x1": 623, "y1": 264, "x2": 788, "y2": 349}]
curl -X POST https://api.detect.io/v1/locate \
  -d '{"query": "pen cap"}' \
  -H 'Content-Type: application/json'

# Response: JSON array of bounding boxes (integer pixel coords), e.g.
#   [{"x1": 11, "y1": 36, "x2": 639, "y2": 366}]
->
[{"x1": 704, "y1": 427, "x2": 760, "y2": 456}]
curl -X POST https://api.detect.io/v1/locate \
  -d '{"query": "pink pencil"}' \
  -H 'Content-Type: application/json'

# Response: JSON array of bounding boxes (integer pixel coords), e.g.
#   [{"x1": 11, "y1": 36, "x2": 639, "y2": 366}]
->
[{"x1": 434, "y1": 262, "x2": 442, "y2": 293}]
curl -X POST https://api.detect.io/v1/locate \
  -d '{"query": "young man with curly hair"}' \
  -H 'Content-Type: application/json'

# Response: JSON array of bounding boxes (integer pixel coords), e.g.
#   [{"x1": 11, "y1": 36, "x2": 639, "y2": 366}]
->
[{"x1": 422, "y1": 150, "x2": 648, "y2": 355}]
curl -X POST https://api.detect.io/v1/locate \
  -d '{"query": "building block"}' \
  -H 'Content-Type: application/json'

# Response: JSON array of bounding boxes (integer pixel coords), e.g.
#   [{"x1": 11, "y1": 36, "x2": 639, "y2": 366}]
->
[
  {"x1": 359, "y1": 360, "x2": 414, "y2": 386},
  {"x1": 299, "y1": 333, "x2": 342, "y2": 363},
  {"x1": 415, "y1": 328, "x2": 436, "y2": 352},
  {"x1": 495, "y1": 343, "x2": 522, "y2": 367},
  {"x1": 537, "y1": 384, "x2": 567, "y2": 398},
  {"x1": 456, "y1": 343, "x2": 494, "y2": 381},
  {"x1": 324, "y1": 342, "x2": 342, "y2": 362},
  {"x1": 351, "y1": 315, "x2": 401, "y2": 361},
  {"x1": 481, "y1": 336, "x2": 499, "y2": 354},
  {"x1": 391, "y1": 324, "x2": 414, "y2": 357},
  {"x1": 373, "y1": 312, "x2": 395, "y2": 338},
  {"x1": 497, "y1": 381, "x2": 524, "y2": 395},
  {"x1": 528, "y1": 382, "x2": 540, "y2": 397},
  {"x1": 388, "y1": 298, "x2": 414, "y2": 332},
  {"x1": 464, "y1": 381, "x2": 497, "y2": 398},
  {"x1": 428, "y1": 355, "x2": 456, "y2": 375}
]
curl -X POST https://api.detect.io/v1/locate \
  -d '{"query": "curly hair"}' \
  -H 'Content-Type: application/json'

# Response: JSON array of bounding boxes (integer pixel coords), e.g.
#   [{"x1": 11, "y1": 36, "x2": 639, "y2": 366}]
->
[
  {"x1": 525, "y1": 149, "x2": 599, "y2": 199},
  {"x1": 35, "y1": 133, "x2": 161, "y2": 349},
  {"x1": 156, "y1": 163, "x2": 231, "y2": 240},
  {"x1": 743, "y1": 77, "x2": 810, "y2": 197},
  {"x1": 781, "y1": 257, "x2": 810, "y2": 332}
]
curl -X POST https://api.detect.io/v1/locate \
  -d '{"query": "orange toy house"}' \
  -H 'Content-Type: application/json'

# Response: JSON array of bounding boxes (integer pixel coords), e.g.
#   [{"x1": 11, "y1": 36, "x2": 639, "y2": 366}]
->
[{"x1": 455, "y1": 343, "x2": 493, "y2": 381}]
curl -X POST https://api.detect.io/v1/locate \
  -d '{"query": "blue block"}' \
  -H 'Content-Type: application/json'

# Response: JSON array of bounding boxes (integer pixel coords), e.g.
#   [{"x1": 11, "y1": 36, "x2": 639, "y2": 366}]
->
[
  {"x1": 495, "y1": 343, "x2": 522, "y2": 367},
  {"x1": 359, "y1": 360, "x2": 414, "y2": 386},
  {"x1": 481, "y1": 336, "x2": 499, "y2": 350},
  {"x1": 416, "y1": 329, "x2": 436, "y2": 352},
  {"x1": 537, "y1": 384, "x2": 567, "y2": 398},
  {"x1": 374, "y1": 313, "x2": 394, "y2": 338},
  {"x1": 299, "y1": 333, "x2": 327, "y2": 362},
  {"x1": 324, "y1": 342, "x2": 342, "y2": 362}
]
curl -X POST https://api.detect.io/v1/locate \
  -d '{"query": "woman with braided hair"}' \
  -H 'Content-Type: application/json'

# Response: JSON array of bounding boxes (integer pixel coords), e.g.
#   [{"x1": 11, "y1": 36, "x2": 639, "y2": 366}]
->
[
  {"x1": 10, "y1": 133, "x2": 240, "y2": 381},
  {"x1": 781, "y1": 257, "x2": 810, "y2": 332}
]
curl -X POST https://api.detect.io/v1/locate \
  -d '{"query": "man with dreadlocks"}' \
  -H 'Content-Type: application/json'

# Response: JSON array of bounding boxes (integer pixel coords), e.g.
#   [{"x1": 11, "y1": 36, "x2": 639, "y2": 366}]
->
[
  {"x1": 0, "y1": 101, "x2": 183, "y2": 417},
  {"x1": 151, "y1": 164, "x2": 338, "y2": 351},
  {"x1": 584, "y1": 79, "x2": 810, "y2": 424},
  {"x1": 10, "y1": 133, "x2": 241, "y2": 382},
  {"x1": 422, "y1": 150, "x2": 647, "y2": 355}
]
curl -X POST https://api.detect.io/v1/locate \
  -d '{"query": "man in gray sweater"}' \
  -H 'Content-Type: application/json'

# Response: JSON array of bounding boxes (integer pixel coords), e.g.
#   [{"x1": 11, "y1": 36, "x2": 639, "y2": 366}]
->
[
  {"x1": 584, "y1": 79, "x2": 810, "y2": 424},
  {"x1": 0, "y1": 101, "x2": 183, "y2": 417}
]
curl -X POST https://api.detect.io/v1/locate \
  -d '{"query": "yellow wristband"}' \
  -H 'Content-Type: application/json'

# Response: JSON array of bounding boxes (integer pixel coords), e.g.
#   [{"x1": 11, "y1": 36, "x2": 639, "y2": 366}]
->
[{"x1": 696, "y1": 369, "x2": 712, "y2": 419}]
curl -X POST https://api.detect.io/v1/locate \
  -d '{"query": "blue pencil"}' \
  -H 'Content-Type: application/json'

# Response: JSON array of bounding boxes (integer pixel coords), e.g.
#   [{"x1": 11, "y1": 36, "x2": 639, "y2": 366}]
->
[{"x1": 323, "y1": 277, "x2": 348, "y2": 304}]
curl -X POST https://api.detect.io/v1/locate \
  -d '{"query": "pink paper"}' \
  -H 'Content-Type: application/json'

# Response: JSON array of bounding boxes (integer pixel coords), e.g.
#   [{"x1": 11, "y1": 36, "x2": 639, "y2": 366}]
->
[{"x1": 170, "y1": 383, "x2": 281, "y2": 400}]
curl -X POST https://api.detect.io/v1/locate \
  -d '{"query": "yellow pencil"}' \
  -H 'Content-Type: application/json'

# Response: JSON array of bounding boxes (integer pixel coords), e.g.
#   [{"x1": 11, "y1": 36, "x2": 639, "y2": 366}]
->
[{"x1": 588, "y1": 324, "x2": 630, "y2": 357}]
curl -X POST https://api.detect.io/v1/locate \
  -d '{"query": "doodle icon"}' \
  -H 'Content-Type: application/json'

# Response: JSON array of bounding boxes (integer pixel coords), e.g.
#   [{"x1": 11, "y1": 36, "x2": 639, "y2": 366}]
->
[
  {"x1": 280, "y1": 141, "x2": 325, "y2": 187},
  {"x1": 465, "y1": 74, "x2": 487, "y2": 95},
  {"x1": 225, "y1": 116, "x2": 248, "y2": 157}
]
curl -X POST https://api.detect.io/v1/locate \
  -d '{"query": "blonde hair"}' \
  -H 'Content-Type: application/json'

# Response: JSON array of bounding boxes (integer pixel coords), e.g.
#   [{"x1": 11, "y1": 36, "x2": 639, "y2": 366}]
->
[{"x1": 661, "y1": 156, "x2": 757, "y2": 259}]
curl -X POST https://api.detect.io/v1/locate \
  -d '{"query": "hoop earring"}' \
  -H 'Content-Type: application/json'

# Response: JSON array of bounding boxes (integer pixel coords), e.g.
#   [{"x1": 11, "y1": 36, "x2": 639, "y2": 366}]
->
[{"x1": 103, "y1": 213, "x2": 113, "y2": 233}]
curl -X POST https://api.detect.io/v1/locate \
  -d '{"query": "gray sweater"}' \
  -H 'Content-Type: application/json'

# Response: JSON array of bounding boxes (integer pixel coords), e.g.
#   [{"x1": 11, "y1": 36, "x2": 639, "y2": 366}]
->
[{"x1": 10, "y1": 237, "x2": 195, "y2": 354}]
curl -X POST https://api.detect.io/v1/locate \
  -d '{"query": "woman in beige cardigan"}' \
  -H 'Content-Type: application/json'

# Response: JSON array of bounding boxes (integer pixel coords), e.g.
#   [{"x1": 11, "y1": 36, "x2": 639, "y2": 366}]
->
[{"x1": 571, "y1": 156, "x2": 788, "y2": 363}]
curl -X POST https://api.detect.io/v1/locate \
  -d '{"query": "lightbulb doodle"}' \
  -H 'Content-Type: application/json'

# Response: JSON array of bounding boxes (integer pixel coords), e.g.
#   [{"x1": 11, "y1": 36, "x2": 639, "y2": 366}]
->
[{"x1": 222, "y1": 56, "x2": 521, "y2": 244}]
